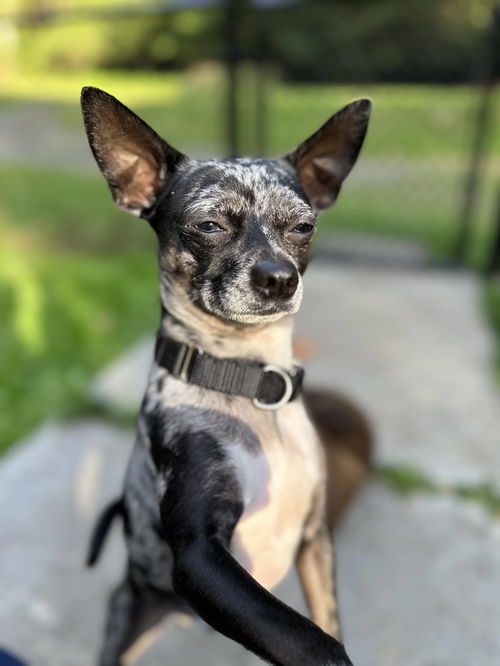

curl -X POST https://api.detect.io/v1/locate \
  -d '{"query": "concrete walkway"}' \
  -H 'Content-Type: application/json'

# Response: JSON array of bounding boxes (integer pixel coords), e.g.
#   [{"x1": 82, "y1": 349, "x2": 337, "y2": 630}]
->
[
  {"x1": 0, "y1": 103, "x2": 95, "y2": 170},
  {"x1": 299, "y1": 264, "x2": 500, "y2": 486},
  {"x1": 1, "y1": 262, "x2": 500, "y2": 666}
]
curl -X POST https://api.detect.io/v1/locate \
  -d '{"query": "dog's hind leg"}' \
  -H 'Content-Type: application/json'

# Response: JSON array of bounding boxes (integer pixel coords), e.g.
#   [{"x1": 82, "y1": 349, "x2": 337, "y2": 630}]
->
[
  {"x1": 304, "y1": 389, "x2": 373, "y2": 529},
  {"x1": 296, "y1": 486, "x2": 342, "y2": 641},
  {"x1": 98, "y1": 566, "x2": 190, "y2": 666}
]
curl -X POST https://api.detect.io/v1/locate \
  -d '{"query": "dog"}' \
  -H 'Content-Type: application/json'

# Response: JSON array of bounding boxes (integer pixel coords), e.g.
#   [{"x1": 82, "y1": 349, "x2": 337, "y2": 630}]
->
[{"x1": 81, "y1": 86, "x2": 371, "y2": 666}]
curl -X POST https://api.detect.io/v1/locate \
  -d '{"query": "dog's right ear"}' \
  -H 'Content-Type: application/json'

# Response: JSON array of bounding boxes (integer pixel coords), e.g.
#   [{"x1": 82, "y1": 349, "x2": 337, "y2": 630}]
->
[
  {"x1": 285, "y1": 99, "x2": 371, "y2": 211},
  {"x1": 81, "y1": 87, "x2": 187, "y2": 218}
]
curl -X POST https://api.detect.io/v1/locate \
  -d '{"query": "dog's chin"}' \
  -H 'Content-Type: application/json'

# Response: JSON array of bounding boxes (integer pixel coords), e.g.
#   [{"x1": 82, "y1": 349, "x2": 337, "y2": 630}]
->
[
  {"x1": 221, "y1": 310, "x2": 292, "y2": 326},
  {"x1": 204, "y1": 300, "x2": 302, "y2": 327}
]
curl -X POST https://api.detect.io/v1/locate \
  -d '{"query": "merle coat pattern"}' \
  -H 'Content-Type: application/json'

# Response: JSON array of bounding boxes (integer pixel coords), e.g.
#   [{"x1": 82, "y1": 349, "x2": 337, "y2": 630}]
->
[{"x1": 81, "y1": 87, "x2": 370, "y2": 666}]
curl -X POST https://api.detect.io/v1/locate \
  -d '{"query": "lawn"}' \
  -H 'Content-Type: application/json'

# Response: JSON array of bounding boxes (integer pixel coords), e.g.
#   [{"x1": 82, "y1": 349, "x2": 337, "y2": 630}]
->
[
  {"x1": 0, "y1": 166, "x2": 160, "y2": 450},
  {"x1": 4, "y1": 68, "x2": 499, "y2": 157},
  {"x1": 1, "y1": 68, "x2": 499, "y2": 451}
]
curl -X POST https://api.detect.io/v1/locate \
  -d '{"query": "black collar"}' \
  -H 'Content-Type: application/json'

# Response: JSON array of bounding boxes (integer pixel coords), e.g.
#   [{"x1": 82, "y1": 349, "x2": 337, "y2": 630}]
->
[{"x1": 154, "y1": 333, "x2": 304, "y2": 410}]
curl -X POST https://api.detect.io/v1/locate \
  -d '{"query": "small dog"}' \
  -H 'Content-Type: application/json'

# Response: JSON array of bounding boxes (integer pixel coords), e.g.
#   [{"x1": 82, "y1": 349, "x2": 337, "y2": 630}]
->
[{"x1": 81, "y1": 87, "x2": 371, "y2": 666}]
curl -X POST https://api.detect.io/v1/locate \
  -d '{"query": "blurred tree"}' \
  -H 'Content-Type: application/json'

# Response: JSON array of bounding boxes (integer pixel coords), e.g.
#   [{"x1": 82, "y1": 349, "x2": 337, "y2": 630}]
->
[
  {"x1": 100, "y1": 10, "x2": 223, "y2": 71},
  {"x1": 8, "y1": 0, "x2": 495, "y2": 82},
  {"x1": 267, "y1": 0, "x2": 493, "y2": 82}
]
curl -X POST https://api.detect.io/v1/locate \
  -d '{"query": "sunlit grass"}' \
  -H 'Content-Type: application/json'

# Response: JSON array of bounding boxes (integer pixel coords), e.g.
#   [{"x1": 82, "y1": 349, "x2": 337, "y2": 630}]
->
[
  {"x1": 0, "y1": 68, "x2": 184, "y2": 105},
  {"x1": 0, "y1": 166, "x2": 154, "y2": 251},
  {"x1": 0, "y1": 244, "x2": 158, "y2": 451},
  {"x1": 269, "y1": 82, "x2": 500, "y2": 158},
  {"x1": 3, "y1": 68, "x2": 499, "y2": 159},
  {"x1": 0, "y1": 165, "x2": 159, "y2": 450}
]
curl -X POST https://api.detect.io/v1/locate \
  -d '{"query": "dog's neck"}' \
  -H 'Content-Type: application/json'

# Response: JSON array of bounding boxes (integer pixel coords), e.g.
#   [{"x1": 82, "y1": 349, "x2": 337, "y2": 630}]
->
[{"x1": 159, "y1": 286, "x2": 295, "y2": 369}]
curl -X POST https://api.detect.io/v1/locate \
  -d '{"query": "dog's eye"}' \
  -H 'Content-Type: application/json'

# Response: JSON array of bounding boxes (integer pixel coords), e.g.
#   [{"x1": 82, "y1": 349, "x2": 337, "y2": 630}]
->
[
  {"x1": 196, "y1": 221, "x2": 224, "y2": 233},
  {"x1": 292, "y1": 222, "x2": 315, "y2": 234}
]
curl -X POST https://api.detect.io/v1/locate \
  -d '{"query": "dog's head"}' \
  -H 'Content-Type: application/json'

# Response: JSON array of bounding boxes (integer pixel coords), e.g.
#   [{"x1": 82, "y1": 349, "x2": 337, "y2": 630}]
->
[{"x1": 81, "y1": 87, "x2": 370, "y2": 326}]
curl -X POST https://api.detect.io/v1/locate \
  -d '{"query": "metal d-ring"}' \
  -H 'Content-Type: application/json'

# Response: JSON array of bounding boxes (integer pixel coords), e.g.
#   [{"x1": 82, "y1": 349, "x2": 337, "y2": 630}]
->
[{"x1": 253, "y1": 365, "x2": 294, "y2": 411}]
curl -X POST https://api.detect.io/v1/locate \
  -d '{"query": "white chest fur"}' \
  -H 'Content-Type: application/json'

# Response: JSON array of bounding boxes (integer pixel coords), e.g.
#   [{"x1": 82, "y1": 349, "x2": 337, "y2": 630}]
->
[
  {"x1": 230, "y1": 401, "x2": 323, "y2": 591},
  {"x1": 153, "y1": 372, "x2": 324, "y2": 590}
]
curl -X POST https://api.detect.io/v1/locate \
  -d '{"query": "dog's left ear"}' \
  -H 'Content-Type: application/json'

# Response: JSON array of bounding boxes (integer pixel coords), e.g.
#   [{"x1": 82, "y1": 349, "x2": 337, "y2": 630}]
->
[
  {"x1": 285, "y1": 99, "x2": 371, "y2": 211},
  {"x1": 81, "y1": 86, "x2": 187, "y2": 218}
]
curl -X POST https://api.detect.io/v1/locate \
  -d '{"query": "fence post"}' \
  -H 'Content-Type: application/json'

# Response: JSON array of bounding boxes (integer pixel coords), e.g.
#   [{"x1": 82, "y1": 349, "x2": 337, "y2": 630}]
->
[
  {"x1": 225, "y1": 0, "x2": 245, "y2": 158},
  {"x1": 254, "y1": 5, "x2": 268, "y2": 156},
  {"x1": 486, "y1": 186, "x2": 500, "y2": 276},
  {"x1": 454, "y1": 5, "x2": 499, "y2": 266}
]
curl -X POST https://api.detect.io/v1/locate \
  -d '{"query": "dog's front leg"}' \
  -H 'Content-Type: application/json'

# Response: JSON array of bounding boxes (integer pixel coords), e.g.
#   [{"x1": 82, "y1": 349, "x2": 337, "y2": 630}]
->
[{"x1": 156, "y1": 432, "x2": 353, "y2": 666}]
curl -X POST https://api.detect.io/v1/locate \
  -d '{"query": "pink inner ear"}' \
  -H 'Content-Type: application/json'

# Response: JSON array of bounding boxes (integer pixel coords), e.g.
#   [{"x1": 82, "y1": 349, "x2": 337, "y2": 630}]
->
[
  {"x1": 295, "y1": 156, "x2": 342, "y2": 210},
  {"x1": 111, "y1": 150, "x2": 162, "y2": 213},
  {"x1": 311, "y1": 156, "x2": 342, "y2": 181}
]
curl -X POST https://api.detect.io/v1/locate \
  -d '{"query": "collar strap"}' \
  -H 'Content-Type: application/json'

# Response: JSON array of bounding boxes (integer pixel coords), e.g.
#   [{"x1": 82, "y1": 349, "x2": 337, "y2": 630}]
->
[{"x1": 154, "y1": 334, "x2": 304, "y2": 410}]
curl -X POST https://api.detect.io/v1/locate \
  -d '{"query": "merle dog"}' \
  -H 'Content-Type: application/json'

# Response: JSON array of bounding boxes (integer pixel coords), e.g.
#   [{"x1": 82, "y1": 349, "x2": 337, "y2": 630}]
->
[{"x1": 81, "y1": 87, "x2": 371, "y2": 666}]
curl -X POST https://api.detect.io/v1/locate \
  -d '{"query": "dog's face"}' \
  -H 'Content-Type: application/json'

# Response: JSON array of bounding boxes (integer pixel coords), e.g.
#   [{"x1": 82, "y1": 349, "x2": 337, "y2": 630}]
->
[
  {"x1": 154, "y1": 157, "x2": 316, "y2": 325},
  {"x1": 81, "y1": 88, "x2": 370, "y2": 326}
]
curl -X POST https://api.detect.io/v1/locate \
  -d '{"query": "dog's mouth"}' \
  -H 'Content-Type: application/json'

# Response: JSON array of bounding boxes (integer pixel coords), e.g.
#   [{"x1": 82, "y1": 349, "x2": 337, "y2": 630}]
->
[
  {"x1": 221, "y1": 309, "x2": 294, "y2": 326},
  {"x1": 195, "y1": 299, "x2": 295, "y2": 326},
  {"x1": 197, "y1": 279, "x2": 303, "y2": 327}
]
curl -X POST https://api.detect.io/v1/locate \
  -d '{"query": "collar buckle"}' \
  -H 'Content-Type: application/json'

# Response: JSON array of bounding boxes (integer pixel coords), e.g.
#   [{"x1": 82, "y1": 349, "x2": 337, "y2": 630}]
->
[
  {"x1": 172, "y1": 344, "x2": 198, "y2": 382},
  {"x1": 253, "y1": 365, "x2": 294, "y2": 411}
]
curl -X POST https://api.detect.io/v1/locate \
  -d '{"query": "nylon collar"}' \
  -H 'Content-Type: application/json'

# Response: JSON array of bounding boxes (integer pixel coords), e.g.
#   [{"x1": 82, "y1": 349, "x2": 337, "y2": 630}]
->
[{"x1": 154, "y1": 333, "x2": 304, "y2": 410}]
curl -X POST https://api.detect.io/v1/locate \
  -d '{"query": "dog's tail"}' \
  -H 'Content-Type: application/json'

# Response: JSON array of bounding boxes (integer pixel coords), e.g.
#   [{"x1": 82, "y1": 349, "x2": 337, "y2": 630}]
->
[
  {"x1": 86, "y1": 498, "x2": 124, "y2": 567},
  {"x1": 304, "y1": 389, "x2": 374, "y2": 531}
]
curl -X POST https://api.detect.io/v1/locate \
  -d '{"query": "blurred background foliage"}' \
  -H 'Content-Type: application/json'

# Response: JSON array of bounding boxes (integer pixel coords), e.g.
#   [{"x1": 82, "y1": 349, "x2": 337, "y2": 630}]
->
[
  {"x1": 0, "y1": 0, "x2": 499, "y2": 451},
  {"x1": 1, "y1": 0, "x2": 494, "y2": 81}
]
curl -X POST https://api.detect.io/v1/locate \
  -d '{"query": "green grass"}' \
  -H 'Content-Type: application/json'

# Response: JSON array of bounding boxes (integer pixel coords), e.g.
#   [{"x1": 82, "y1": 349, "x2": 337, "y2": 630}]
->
[
  {"x1": 4, "y1": 67, "x2": 499, "y2": 157},
  {"x1": 0, "y1": 166, "x2": 154, "y2": 252},
  {"x1": 0, "y1": 165, "x2": 159, "y2": 451},
  {"x1": 376, "y1": 464, "x2": 438, "y2": 496},
  {"x1": 0, "y1": 243, "x2": 158, "y2": 451},
  {"x1": 484, "y1": 279, "x2": 500, "y2": 380},
  {"x1": 1, "y1": 68, "x2": 500, "y2": 451},
  {"x1": 0, "y1": 67, "x2": 226, "y2": 156},
  {"x1": 0, "y1": 244, "x2": 158, "y2": 450},
  {"x1": 270, "y1": 83, "x2": 500, "y2": 158},
  {"x1": 376, "y1": 464, "x2": 500, "y2": 518}
]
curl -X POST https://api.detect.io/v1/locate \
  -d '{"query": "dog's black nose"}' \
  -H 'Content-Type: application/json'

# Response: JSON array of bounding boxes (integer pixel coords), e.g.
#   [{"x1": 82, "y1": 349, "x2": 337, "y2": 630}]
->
[{"x1": 252, "y1": 259, "x2": 299, "y2": 300}]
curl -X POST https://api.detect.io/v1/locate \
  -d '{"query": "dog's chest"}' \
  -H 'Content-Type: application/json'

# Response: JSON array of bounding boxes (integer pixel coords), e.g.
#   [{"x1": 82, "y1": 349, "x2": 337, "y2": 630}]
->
[{"x1": 230, "y1": 403, "x2": 322, "y2": 591}]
